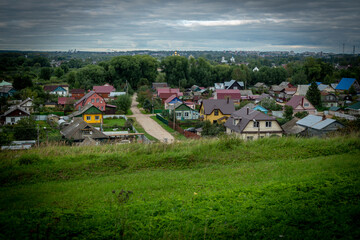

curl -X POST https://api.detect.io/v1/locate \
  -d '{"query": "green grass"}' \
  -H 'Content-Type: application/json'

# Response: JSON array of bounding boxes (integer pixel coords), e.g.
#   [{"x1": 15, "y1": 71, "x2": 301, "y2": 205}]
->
[
  {"x1": 0, "y1": 136, "x2": 360, "y2": 239},
  {"x1": 150, "y1": 116, "x2": 188, "y2": 140}
]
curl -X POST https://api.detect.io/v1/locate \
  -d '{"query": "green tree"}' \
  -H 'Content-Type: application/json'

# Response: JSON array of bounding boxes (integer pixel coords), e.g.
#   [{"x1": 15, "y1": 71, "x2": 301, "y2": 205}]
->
[
  {"x1": 306, "y1": 82, "x2": 321, "y2": 108},
  {"x1": 284, "y1": 105, "x2": 294, "y2": 121},
  {"x1": 115, "y1": 94, "x2": 132, "y2": 114},
  {"x1": 13, "y1": 74, "x2": 33, "y2": 90},
  {"x1": 54, "y1": 67, "x2": 64, "y2": 78},
  {"x1": 161, "y1": 56, "x2": 189, "y2": 87},
  {"x1": 40, "y1": 67, "x2": 53, "y2": 80},
  {"x1": 349, "y1": 85, "x2": 357, "y2": 95}
]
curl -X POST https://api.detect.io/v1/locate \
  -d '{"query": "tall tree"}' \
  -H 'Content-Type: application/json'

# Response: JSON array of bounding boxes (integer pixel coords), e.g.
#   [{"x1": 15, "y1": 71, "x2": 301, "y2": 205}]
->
[{"x1": 306, "y1": 82, "x2": 321, "y2": 108}]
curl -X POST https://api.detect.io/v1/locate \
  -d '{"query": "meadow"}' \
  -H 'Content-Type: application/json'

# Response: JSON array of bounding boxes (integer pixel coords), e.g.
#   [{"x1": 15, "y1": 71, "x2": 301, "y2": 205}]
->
[{"x1": 0, "y1": 135, "x2": 359, "y2": 239}]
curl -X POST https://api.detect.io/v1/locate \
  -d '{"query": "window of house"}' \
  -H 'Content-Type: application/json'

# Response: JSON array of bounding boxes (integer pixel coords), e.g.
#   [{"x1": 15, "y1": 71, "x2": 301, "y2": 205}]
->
[
  {"x1": 304, "y1": 103, "x2": 309, "y2": 107},
  {"x1": 86, "y1": 116, "x2": 91, "y2": 121},
  {"x1": 234, "y1": 86, "x2": 238, "y2": 89},
  {"x1": 213, "y1": 120, "x2": 217, "y2": 124},
  {"x1": 253, "y1": 121, "x2": 259, "y2": 128},
  {"x1": 96, "y1": 98, "x2": 99, "y2": 103},
  {"x1": 184, "y1": 112, "x2": 189, "y2": 117},
  {"x1": 176, "y1": 112, "x2": 181, "y2": 117},
  {"x1": 233, "y1": 119, "x2": 236, "y2": 125},
  {"x1": 91, "y1": 98, "x2": 94, "y2": 103},
  {"x1": 266, "y1": 121, "x2": 272, "y2": 127},
  {"x1": 214, "y1": 110, "x2": 219, "y2": 116},
  {"x1": 247, "y1": 136, "x2": 253, "y2": 140},
  {"x1": 95, "y1": 116, "x2": 100, "y2": 121},
  {"x1": 11, "y1": 118, "x2": 15, "y2": 123},
  {"x1": 101, "y1": 106, "x2": 104, "y2": 110}
]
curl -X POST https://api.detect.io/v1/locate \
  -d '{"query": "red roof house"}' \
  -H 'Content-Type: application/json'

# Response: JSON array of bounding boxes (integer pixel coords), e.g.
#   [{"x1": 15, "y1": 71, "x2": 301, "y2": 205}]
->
[
  {"x1": 157, "y1": 88, "x2": 183, "y2": 102},
  {"x1": 215, "y1": 89, "x2": 241, "y2": 102},
  {"x1": 286, "y1": 95, "x2": 316, "y2": 114},
  {"x1": 93, "y1": 84, "x2": 115, "y2": 100},
  {"x1": 74, "y1": 91, "x2": 106, "y2": 112},
  {"x1": 70, "y1": 89, "x2": 86, "y2": 100},
  {"x1": 58, "y1": 97, "x2": 75, "y2": 106}
]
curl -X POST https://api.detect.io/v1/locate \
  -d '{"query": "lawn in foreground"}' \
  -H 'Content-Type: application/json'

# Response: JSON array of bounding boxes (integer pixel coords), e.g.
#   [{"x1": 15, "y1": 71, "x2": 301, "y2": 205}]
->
[{"x1": 0, "y1": 136, "x2": 359, "y2": 239}]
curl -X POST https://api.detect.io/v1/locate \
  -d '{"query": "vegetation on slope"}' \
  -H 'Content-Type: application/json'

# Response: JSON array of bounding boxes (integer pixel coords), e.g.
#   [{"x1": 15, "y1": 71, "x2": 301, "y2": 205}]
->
[{"x1": 0, "y1": 136, "x2": 360, "y2": 239}]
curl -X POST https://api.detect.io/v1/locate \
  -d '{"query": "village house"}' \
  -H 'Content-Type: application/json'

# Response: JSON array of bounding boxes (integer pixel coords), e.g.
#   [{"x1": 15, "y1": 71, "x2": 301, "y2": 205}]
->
[
  {"x1": 74, "y1": 91, "x2": 106, "y2": 111},
  {"x1": 68, "y1": 104, "x2": 104, "y2": 124},
  {"x1": 17, "y1": 97, "x2": 34, "y2": 113},
  {"x1": 60, "y1": 117, "x2": 108, "y2": 142},
  {"x1": 93, "y1": 83, "x2": 116, "y2": 101},
  {"x1": 199, "y1": 99, "x2": 235, "y2": 124},
  {"x1": 296, "y1": 115, "x2": 344, "y2": 137},
  {"x1": 169, "y1": 102, "x2": 199, "y2": 121},
  {"x1": 224, "y1": 80, "x2": 244, "y2": 90},
  {"x1": 335, "y1": 78, "x2": 360, "y2": 92},
  {"x1": 0, "y1": 81, "x2": 16, "y2": 97},
  {"x1": 152, "y1": 82, "x2": 168, "y2": 90},
  {"x1": 253, "y1": 82, "x2": 269, "y2": 90},
  {"x1": 294, "y1": 85, "x2": 310, "y2": 96},
  {"x1": 44, "y1": 85, "x2": 69, "y2": 96},
  {"x1": 1, "y1": 106, "x2": 30, "y2": 125},
  {"x1": 164, "y1": 94, "x2": 182, "y2": 110},
  {"x1": 214, "y1": 89, "x2": 241, "y2": 103},
  {"x1": 281, "y1": 117, "x2": 305, "y2": 135},
  {"x1": 321, "y1": 92, "x2": 338, "y2": 108},
  {"x1": 346, "y1": 101, "x2": 360, "y2": 116},
  {"x1": 157, "y1": 88, "x2": 183, "y2": 102},
  {"x1": 70, "y1": 89, "x2": 86, "y2": 100},
  {"x1": 58, "y1": 97, "x2": 75, "y2": 108},
  {"x1": 224, "y1": 107, "x2": 283, "y2": 140},
  {"x1": 286, "y1": 95, "x2": 316, "y2": 114},
  {"x1": 214, "y1": 83, "x2": 225, "y2": 90}
]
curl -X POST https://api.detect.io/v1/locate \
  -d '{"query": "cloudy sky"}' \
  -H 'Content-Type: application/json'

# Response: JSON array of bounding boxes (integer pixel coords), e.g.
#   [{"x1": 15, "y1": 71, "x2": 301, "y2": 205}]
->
[{"x1": 0, "y1": 0, "x2": 359, "y2": 53}]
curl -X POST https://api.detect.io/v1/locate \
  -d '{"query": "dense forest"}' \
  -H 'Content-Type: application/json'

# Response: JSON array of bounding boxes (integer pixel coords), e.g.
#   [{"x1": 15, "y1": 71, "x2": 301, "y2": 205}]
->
[{"x1": 1, "y1": 52, "x2": 359, "y2": 95}]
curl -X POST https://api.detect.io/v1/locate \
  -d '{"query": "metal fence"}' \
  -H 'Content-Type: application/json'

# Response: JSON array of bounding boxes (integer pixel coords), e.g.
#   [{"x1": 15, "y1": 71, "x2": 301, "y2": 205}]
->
[{"x1": 334, "y1": 112, "x2": 357, "y2": 121}]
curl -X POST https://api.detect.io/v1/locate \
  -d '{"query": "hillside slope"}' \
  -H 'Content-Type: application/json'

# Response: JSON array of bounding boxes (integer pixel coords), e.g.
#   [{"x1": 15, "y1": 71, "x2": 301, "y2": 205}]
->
[{"x1": 1, "y1": 136, "x2": 360, "y2": 239}]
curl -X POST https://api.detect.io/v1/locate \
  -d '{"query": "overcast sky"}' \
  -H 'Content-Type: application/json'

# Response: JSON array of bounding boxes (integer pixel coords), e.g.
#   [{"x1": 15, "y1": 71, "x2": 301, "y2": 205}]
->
[{"x1": 0, "y1": 0, "x2": 359, "y2": 53}]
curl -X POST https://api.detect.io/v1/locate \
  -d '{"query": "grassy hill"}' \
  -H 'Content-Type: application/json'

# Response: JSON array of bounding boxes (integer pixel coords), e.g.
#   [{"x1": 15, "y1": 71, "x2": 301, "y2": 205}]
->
[{"x1": 1, "y1": 136, "x2": 360, "y2": 239}]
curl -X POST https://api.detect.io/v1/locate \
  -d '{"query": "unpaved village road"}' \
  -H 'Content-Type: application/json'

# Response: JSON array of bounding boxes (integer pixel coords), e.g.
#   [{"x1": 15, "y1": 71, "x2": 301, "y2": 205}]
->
[{"x1": 130, "y1": 94, "x2": 174, "y2": 143}]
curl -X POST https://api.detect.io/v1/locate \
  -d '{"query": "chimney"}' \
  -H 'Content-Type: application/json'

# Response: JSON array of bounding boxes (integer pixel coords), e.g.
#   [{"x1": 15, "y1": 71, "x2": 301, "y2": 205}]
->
[
  {"x1": 247, "y1": 107, "x2": 249, "y2": 115},
  {"x1": 322, "y1": 115, "x2": 326, "y2": 121}
]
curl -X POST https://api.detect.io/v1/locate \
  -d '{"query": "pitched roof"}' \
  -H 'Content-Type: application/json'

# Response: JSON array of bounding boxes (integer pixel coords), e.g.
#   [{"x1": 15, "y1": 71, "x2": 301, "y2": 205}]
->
[
  {"x1": 295, "y1": 85, "x2": 310, "y2": 96},
  {"x1": 271, "y1": 85, "x2": 285, "y2": 92},
  {"x1": 68, "y1": 103, "x2": 102, "y2": 118},
  {"x1": 335, "y1": 78, "x2": 356, "y2": 90},
  {"x1": 44, "y1": 85, "x2": 69, "y2": 92},
  {"x1": 74, "y1": 91, "x2": 96, "y2": 106},
  {"x1": 165, "y1": 94, "x2": 179, "y2": 103},
  {"x1": 70, "y1": 89, "x2": 85, "y2": 94},
  {"x1": 346, "y1": 101, "x2": 360, "y2": 110},
  {"x1": 18, "y1": 97, "x2": 32, "y2": 106},
  {"x1": 109, "y1": 92, "x2": 126, "y2": 97},
  {"x1": 296, "y1": 115, "x2": 322, "y2": 127},
  {"x1": 215, "y1": 89, "x2": 241, "y2": 100},
  {"x1": 254, "y1": 82, "x2": 267, "y2": 88},
  {"x1": 224, "y1": 80, "x2": 244, "y2": 88},
  {"x1": 93, "y1": 84, "x2": 115, "y2": 93},
  {"x1": 201, "y1": 99, "x2": 235, "y2": 115},
  {"x1": 60, "y1": 118, "x2": 108, "y2": 141},
  {"x1": 329, "y1": 106, "x2": 340, "y2": 111},
  {"x1": 3, "y1": 105, "x2": 30, "y2": 116},
  {"x1": 239, "y1": 90, "x2": 253, "y2": 96},
  {"x1": 224, "y1": 107, "x2": 276, "y2": 133},
  {"x1": 286, "y1": 95, "x2": 305, "y2": 108},
  {"x1": 281, "y1": 117, "x2": 305, "y2": 134},
  {"x1": 0, "y1": 80, "x2": 12, "y2": 87},
  {"x1": 58, "y1": 97, "x2": 75, "y2": 105}
]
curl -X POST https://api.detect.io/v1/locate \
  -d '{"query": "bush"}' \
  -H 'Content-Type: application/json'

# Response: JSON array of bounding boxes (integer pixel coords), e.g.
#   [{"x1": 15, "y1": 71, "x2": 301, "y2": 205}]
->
[{"x1": 294, "y1": 111, "x2": 309, "y2": 119}]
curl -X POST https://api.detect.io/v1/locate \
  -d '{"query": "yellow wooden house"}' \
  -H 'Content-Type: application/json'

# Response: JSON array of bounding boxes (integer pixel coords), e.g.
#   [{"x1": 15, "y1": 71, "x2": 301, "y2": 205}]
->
[
  {"x1": 68, "y1": 103, "x2": 103, "y2": 124},
  {"x1": 199, "y1": 99, "x2": 235, "y2": 124}
]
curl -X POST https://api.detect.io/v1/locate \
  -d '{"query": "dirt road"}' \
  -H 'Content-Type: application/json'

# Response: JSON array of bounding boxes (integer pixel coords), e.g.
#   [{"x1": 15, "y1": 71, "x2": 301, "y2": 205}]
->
[{"x1": 130, "y1": 94, "x2": 174, "y2": 143}]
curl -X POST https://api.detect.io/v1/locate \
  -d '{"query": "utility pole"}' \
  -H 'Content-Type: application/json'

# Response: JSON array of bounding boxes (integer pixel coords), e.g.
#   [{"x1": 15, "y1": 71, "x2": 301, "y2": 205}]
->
[{"x1": 173, "y1": 105, "x2": 176, "y2": 130}]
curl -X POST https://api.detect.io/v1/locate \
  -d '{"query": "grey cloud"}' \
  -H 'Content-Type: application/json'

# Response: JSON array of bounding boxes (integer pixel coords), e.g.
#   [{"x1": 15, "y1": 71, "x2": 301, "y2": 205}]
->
[{"x1": 0, "y1": 0, "x2": 359, "y2": 52}]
